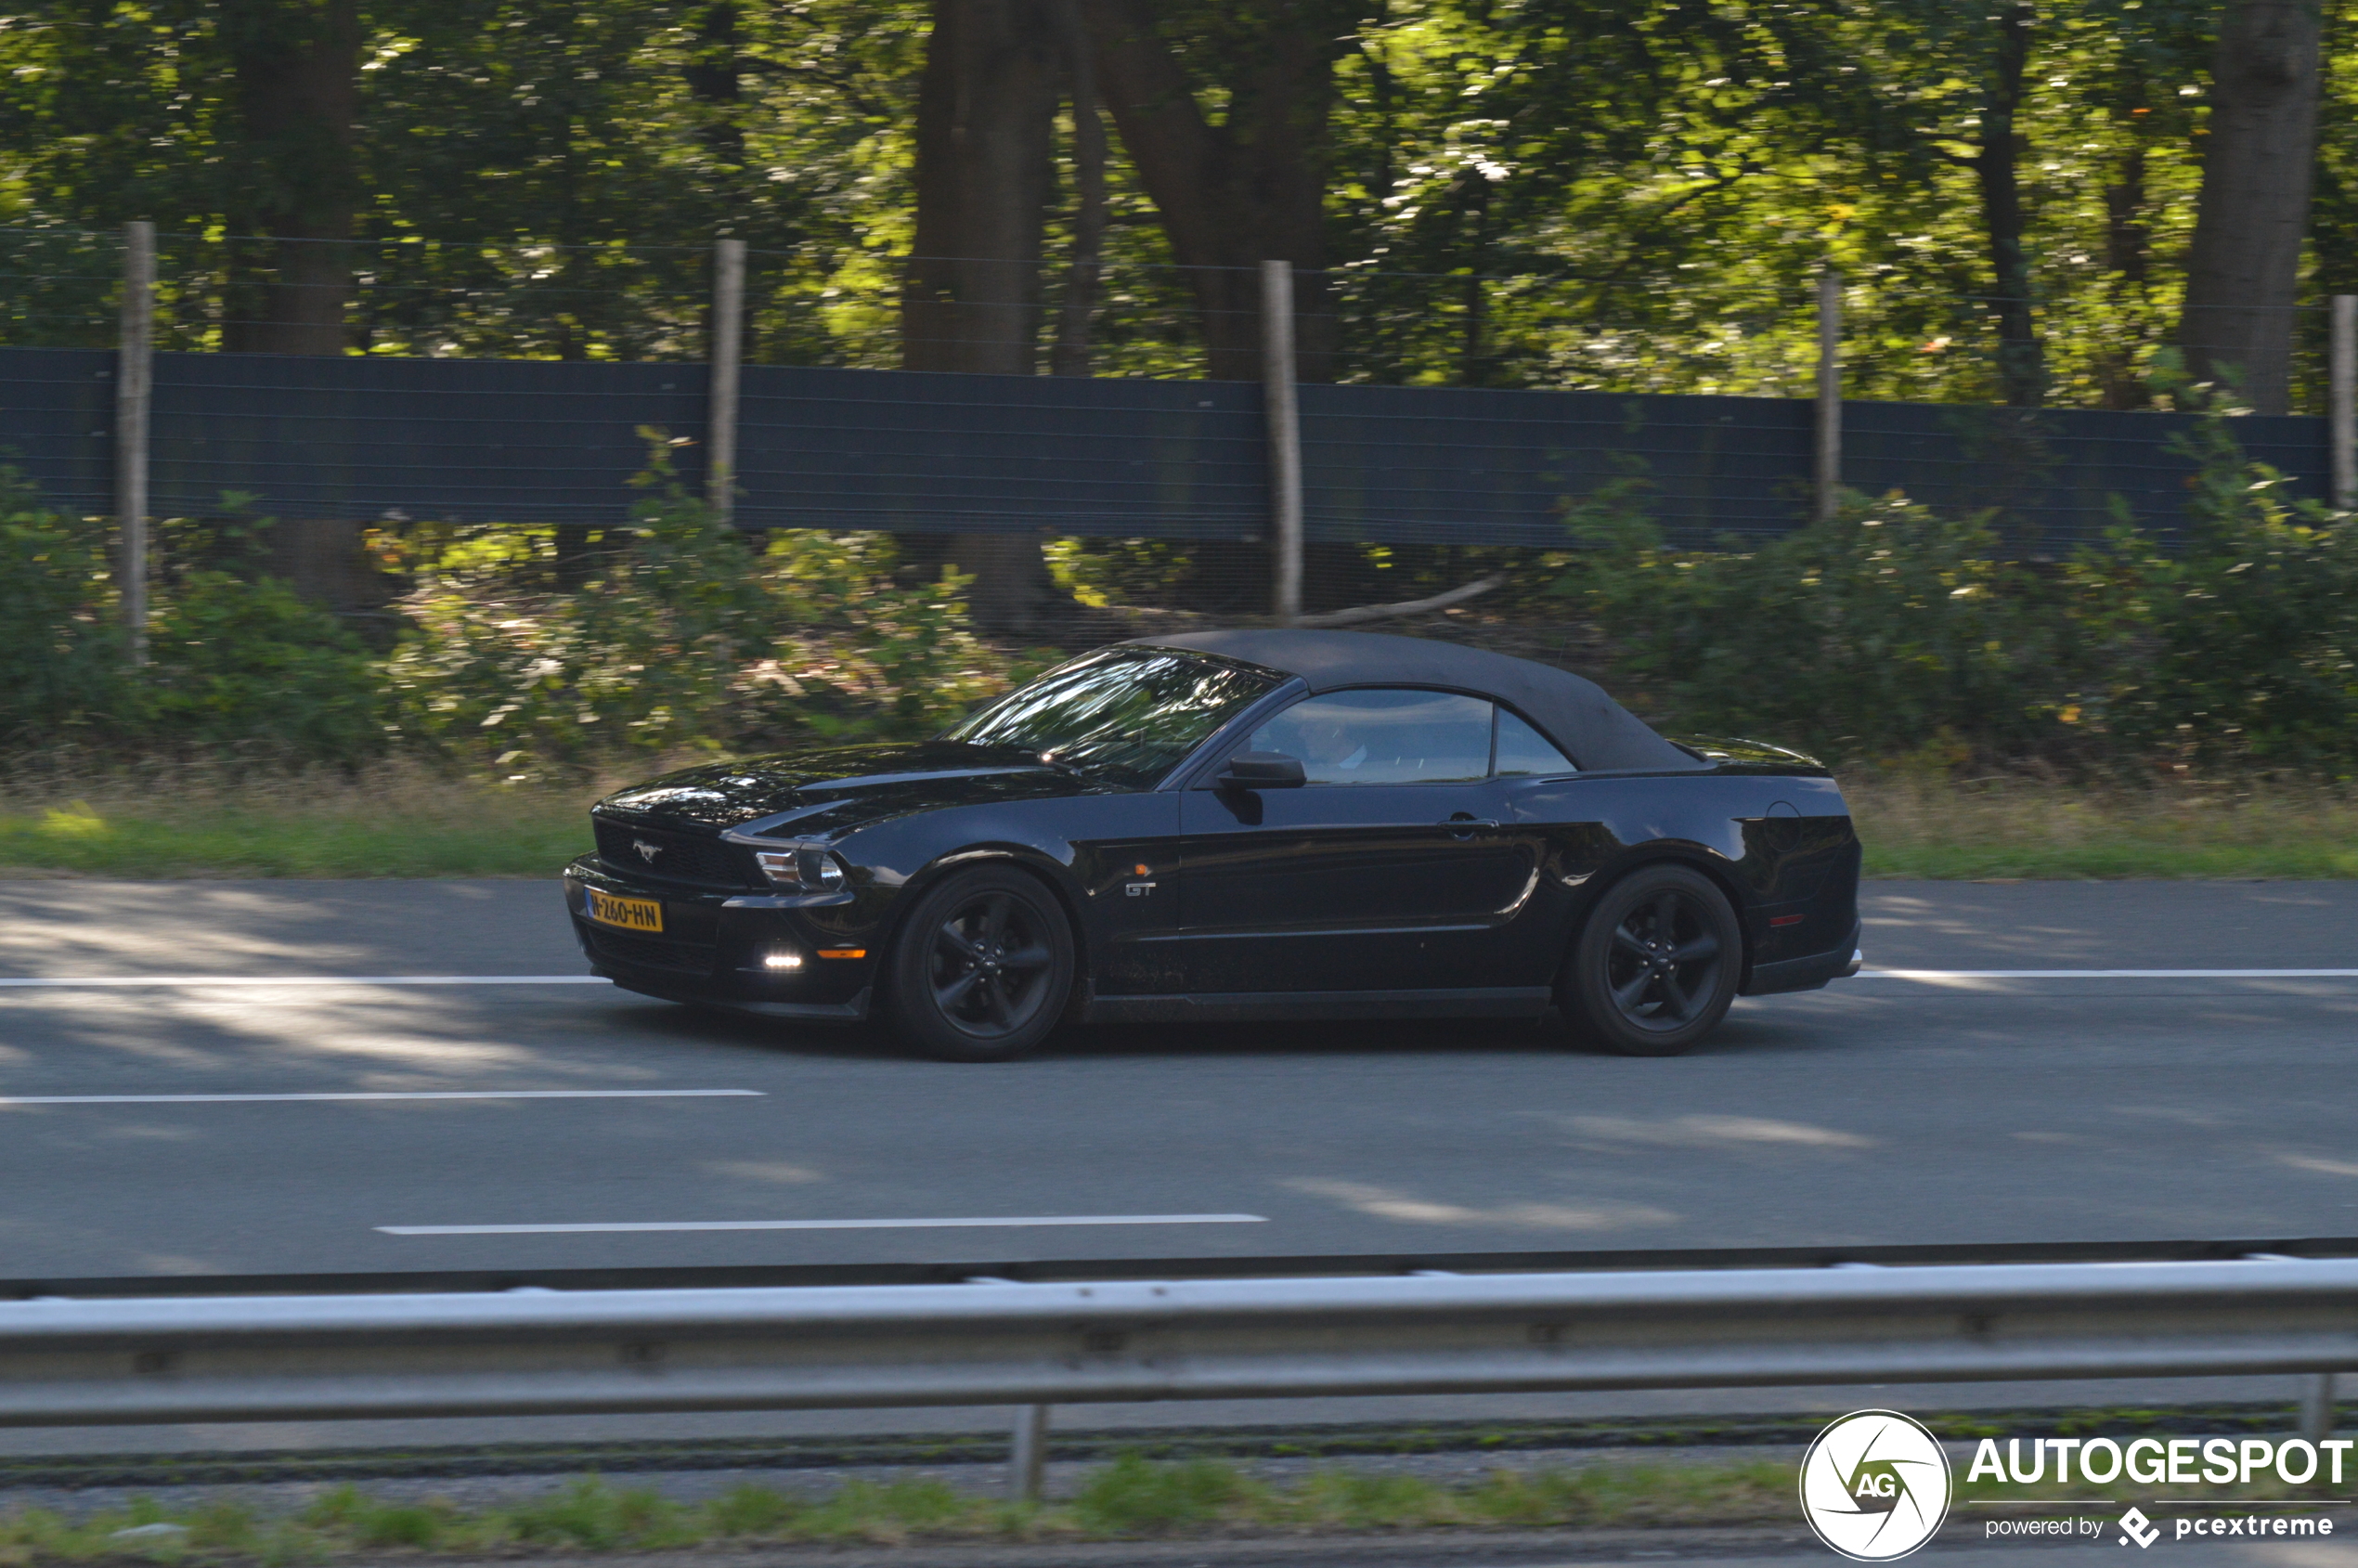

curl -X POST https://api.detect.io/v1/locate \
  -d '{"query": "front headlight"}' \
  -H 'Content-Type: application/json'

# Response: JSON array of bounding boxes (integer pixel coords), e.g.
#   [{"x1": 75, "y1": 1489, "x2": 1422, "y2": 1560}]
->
[{"x1": 753, "y1": 844, "x2": 849, "y2": 892}]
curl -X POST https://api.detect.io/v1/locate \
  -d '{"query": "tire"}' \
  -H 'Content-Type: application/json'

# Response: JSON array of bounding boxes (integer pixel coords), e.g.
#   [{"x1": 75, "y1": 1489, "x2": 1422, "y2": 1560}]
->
[
  {"x1": 882, "y1": 865, "x2": 1077, "y2": 1062},
  {"x1": 1561, "y1": 863, "x2": 1742, "y2": 1057}
]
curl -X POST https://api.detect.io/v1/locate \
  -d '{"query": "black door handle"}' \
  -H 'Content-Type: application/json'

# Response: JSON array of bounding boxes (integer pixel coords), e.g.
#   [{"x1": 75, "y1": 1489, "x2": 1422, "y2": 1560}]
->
[{"x1": 1445, "y1": 812, "x2": 1500, "y2": 838}]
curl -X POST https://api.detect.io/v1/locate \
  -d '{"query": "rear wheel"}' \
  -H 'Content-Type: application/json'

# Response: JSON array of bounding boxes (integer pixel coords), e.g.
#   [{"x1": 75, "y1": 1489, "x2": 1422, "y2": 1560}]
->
[
  {"x1": 1561, "y1": 863, "x2": 1741, "y2": 1057},
  {"x1": 884, "y1": 866, "x2": 1075, "y2": 1062}
]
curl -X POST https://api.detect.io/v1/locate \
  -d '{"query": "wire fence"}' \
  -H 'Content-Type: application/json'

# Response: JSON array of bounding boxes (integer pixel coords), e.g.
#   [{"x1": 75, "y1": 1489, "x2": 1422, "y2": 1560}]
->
[
  {"x1": 5, "y1": 225, "x2": 2341, "y2": 405},
  {"x1": 0, "y1": 225, "x2": 2346, "y2": 621}
]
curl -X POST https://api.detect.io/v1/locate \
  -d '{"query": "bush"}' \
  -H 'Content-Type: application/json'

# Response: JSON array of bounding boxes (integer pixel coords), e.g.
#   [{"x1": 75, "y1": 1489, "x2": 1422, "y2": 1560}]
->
[
  {"x1": 139, "y1": 571, "x2": 383, "y2": 763},
  {"x1": 0, "y1": 472, "x2": 129, "y2": 745},
  {"x1": 1559, "y1": 413, "x2": 2358, "y2": 778},
  {"x1": 383, "y1": 440, "x2": 1016, "y2": 774},
  {"x1": 0, "y1": 473, "x2": 385, "y2": 764},
  {"x1": 2085, "y1": 419, "x2": 2358, "y2": 772},
  {"x1": 1561, "y1": 481, "x2": 2080, "y2": 765}
]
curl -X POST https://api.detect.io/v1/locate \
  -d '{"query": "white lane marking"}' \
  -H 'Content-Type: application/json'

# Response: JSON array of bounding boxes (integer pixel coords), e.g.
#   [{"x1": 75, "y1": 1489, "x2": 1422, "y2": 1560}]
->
[
  {"x1": 379, "y1": 1213, "x2": 1270, "y2": 1237},
  {"x1": 1863, "y1": 968, "x2": 2358, "y2": 979},
  {"x1": 0, "y1": 975, "x2": 603, "y2": 987},
  {"x1": 0, "y1": 1090, "x2": 761, "y2": 1106}
]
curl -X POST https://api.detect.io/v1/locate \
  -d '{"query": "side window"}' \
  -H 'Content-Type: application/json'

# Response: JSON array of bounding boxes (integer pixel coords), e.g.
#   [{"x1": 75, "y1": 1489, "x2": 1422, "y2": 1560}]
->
[
  {"x1": 1495, "y1": 708, "x2": 1578, "y2": 776},
  {"x1": 1247, "y1": 689, "x2": 1493, "y2": 784}
]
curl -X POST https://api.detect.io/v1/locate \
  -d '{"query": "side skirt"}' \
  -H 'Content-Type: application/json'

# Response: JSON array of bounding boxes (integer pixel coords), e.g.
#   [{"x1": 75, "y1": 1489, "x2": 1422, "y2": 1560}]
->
[{"x1": 1083, "y1": 987, "x2": 1555, "y2": 1025}]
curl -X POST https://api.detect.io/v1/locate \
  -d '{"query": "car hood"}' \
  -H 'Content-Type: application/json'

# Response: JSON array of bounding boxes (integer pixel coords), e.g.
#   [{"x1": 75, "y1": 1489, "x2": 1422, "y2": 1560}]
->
[{"x1": 592, "y1": 741, "x2": 1120, "y2": 838}]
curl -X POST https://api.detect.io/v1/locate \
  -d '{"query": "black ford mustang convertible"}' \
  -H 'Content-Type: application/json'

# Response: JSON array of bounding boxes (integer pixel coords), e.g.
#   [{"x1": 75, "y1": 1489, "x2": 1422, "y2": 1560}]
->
[{"x1": 564, "y1": 630, "x2": 1861, "y2": 1060}]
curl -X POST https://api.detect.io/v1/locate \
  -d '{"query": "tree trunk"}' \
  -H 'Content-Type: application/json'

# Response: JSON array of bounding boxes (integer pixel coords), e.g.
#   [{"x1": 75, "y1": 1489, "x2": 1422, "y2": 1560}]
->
[
  {"x1": 2098, "y1": 82, "x2": 2157, "y2": 410},
  {"x1": 1081, "y1": 0, "x2": 1341, "y2": 382},
  {"x1": 685, "y1": 1, "x2": 746, "y2": 170},
  {"x1": 1975, "y1": 0, "x2": 2043, "y2": 407},
  {"x1": 1082, "y1": 1, "x2": 1345, "y2": 612},
  {"x1": 1048, "y1": 0, "x2": 1107, "y2": 379},
  {"x1": 900, "y1": 0, "x2": 1065, "y2": 633},
  {"x1": 904, "y1": 0, "x2": 1060, "y2": 377},
  {"x1": 2180, "y1": 0, "x2": 2323, "y2": 415},
  {"x1": 221, "y1": 0, "x2": 361, "y2": 356}
]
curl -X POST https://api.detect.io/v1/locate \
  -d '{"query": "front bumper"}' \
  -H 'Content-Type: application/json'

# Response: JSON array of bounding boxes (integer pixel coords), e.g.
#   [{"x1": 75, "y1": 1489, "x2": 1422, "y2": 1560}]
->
[{"x1": 563, "y1": 856, "x2": 877, "y2": 1022}]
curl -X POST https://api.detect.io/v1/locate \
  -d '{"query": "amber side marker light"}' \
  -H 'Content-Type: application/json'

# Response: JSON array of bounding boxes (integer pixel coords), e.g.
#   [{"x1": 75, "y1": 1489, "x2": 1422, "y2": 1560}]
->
[{"x1": 816, "y1": 949, "x2": 867, "y2": 960}]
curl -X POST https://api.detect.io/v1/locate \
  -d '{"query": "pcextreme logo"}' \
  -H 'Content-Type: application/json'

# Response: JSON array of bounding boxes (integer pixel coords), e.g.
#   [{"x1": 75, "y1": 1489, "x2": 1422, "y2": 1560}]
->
[{"x1": 1799, "y1": 1410, "x2": 1955, "y2": 1562}]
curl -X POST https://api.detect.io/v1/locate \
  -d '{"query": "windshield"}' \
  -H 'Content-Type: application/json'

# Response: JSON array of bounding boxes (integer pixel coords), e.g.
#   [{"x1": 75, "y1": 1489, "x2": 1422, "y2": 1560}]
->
[{"x1": 945, "y1": 647, "x2": 1283, "y2": 787}]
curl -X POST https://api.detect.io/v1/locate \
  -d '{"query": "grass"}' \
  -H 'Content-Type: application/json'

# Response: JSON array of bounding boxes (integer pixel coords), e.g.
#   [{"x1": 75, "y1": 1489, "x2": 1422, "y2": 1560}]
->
[
  {"x1": 2, "y1": 761, "x2": 2356, "y2": 881},
  {"x1": 0, "y1": 1453, "x2": 2346, "y2": 1562},
  {"x1": 0, "y1": 760, "x2": 592, "y2": 879},
  {"x1": 1848, "y1": 777, "x2": 2358, "y2": 879},
  {"x1": 0, "y1": 1460, "x2": 1802, "y2": 1562}
]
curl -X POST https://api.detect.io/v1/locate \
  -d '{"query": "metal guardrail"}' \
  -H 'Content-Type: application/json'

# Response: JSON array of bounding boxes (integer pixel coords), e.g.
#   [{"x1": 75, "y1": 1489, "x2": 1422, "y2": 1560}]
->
[
  {"x1": 2, "y1": 1257, "x2": 2352, "y2": 1432},
  {"x1": 18, "y1": 1235, "x2": 2358, "y2": 1301}
]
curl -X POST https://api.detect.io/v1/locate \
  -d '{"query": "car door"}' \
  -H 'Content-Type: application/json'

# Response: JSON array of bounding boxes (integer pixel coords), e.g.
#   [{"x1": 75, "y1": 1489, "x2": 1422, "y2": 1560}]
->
[{"x1": 1172, "y1": 688, "x2": 1536, "y2": 995}]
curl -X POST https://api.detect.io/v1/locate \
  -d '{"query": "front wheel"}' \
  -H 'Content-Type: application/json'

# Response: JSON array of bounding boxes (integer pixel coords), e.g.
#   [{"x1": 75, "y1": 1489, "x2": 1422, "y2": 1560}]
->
[
  {"x1": 883, "y1": 866, "x2": 1076, "y2": 1062},
  {"x1": 1561, "y1": 863, "x2": 1741, "y2": 1057}
]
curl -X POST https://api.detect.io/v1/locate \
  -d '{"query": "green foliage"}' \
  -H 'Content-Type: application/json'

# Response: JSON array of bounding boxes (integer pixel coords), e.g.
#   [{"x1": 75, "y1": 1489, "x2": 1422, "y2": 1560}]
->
[
  {"x1": 8, "y1": 0, "x2": 2351, "y2": 413},
  {"x1": 138, "y1": 572, "x2": 383, "y2": 764},
  {"x1": 0, "y1": 473, "x2": 126, "y2": 745},
  {"x1": 1043, "y1": 538, "x2": 1199, "y2": 610},
  {"x1": 1564, "y1": 481, "x2": 2079, "y2": 765},
  {"x1": 0, "y1": 472, "x2": 377, "y2": 763},
  {"x1": 383, "y1": 440, "x2": 1013, "y2": 774},
  {"x1": 2088, "y1": 421, "x2": 2358, "y2": 771},
  {"x1": 1562, "y1": 413, "x2": 2358, "y2": 775},
  {"x1": 502, "y1": 1479, "x2": 693, "y2": 1549},
  {"x1": 799, "y1": 1479, "x2": 971, "y2": 1540},
  {"x1": 706, "y1": 1483, "x2": 803, "y2": 1536},
  {"x1": 1070, "y1": 1454, "x2": 1252, "y2": 1533}
]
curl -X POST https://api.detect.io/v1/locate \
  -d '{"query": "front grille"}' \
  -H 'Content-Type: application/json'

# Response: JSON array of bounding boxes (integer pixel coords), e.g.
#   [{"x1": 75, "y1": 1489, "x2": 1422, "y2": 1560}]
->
[
  {"x1": 583, "y1": 927, "x2": 718, "y2": 978},
  {"x1": 593, "y1": 819, "x2": 752, "y2": 888}
]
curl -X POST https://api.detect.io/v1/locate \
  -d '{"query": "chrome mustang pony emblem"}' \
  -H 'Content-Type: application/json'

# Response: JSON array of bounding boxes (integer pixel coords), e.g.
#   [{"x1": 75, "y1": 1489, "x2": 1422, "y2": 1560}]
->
[{"x1": 634, "y1": 838, "x2": 662, "y2": 863}]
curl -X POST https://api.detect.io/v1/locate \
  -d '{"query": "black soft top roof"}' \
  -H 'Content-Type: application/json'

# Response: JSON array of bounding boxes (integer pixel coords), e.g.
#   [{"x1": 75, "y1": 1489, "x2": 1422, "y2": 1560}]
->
[{"x1": 1127, "y1": 629, "x2": 1704, "y2": 773}]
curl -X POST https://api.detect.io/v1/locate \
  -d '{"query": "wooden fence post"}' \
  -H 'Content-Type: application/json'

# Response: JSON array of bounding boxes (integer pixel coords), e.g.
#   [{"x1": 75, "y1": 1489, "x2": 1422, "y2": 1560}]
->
[
  {"x1": 2332, "y1": 294, "x2": 2354, "y2": 511},
  {"x1": 117, "y1": 220, "x2": 155, "y2": 666},
  {"x1": 709, "y1": 238, "x2": 746, "y2": 524},
  {"x1": 1814, "y1": 268, "x2": 1842, "y2": 525},
  {"x1": 1263, "y1": 260, "x2": 1303, "y2": 624}
]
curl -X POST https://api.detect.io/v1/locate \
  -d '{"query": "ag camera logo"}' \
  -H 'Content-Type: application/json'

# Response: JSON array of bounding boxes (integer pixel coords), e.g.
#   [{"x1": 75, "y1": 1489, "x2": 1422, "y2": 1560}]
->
[{"x1": 1799, "y1": 1410, "x2": 1953, "y2": 1561}]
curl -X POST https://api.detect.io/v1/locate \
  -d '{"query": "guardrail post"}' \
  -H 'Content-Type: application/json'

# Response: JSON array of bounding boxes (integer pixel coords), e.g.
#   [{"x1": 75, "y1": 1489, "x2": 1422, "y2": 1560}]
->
[
  {"x1": 1814, "y1": 266, "x2": 1841, "y2": 524},
  {"x1": 1262, "y1": 259, "x2": 1303, "y2": 625},
  {"x1": 709, "y1": 237, "x2": 745, "y2": 525},
  {"x1": 116, "y1": 219, "x2": 155, "y2": 666},
  {"x1": 2332, "y1": 294, "x2": 2354, "y2": 511},
  {"x1": 2302, "y1": 1373, "x2": 2338, "y2": 1442},
  {"x1": 1009, "y1": 1403, "x2": 1050, "y2": 1502}
]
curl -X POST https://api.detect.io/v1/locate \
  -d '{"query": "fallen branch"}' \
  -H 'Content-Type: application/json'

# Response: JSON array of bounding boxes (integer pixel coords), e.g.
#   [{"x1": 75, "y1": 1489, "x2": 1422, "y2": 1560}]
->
[{"x1": 1291, "y1": 575, "x2": 1506, "y2": 629}]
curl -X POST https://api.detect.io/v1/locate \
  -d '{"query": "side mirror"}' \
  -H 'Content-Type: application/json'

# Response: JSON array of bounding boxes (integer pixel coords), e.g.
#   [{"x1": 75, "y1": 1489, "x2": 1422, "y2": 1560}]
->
[{"x1": 1217, "y1": 751, "x2": 1306, "y2": 790}]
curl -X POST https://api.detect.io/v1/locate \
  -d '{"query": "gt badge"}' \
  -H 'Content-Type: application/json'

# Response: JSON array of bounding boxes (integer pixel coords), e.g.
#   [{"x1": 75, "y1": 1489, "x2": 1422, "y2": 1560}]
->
[{"x1": 1125, "y1": 881, "x2": 1156, "y2": 897}]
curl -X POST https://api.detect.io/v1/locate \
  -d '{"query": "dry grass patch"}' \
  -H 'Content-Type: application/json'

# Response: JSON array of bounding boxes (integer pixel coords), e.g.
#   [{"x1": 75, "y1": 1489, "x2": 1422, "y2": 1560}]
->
[
  {"x1": 1849, "y1": 777, "x2": 2358, "y2": 880},
  {"x1": 0, "y1": 758, "x2": 593, "y2": 879},
  {"x1": 2, "y1": 758, "x2": 2354, "y2": 882}
]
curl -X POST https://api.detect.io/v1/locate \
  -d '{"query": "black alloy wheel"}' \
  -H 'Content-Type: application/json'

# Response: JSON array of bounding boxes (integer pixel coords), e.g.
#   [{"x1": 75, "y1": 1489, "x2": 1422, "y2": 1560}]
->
[
  {"x1": 885, "y1": 865, "x2": 1075, "y2": 1061},
  {"x1": 1561, "y1": 863, "x2": 1742, "y2": 1056}
]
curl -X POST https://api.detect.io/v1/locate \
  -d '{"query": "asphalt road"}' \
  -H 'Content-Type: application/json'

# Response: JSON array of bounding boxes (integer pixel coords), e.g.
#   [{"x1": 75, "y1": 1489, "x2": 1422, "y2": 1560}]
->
[
  {"x1": 2, "y1": 876, "x2": 2355, "y2": 1454},
  {"x1": 5, "y1": 877, "x2": 2357, "y2": 1277}
]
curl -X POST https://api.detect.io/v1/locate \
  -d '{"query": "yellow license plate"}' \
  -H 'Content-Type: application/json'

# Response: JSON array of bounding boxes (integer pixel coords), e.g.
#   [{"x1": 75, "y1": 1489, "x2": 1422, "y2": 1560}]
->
[{"x1": 586, "y1": 889, "x2": 663, "y2": 933}]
